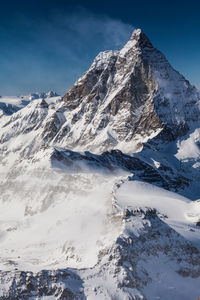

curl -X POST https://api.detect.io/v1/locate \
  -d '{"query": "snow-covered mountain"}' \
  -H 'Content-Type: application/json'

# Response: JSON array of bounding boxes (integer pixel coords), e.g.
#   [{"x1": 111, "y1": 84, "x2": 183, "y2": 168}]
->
[
  {"x1": 0, "y1": 92, "x2": 60, "y2": 118},
  {"x1": 0, "y1": 29, "x2": 200, "y2": 299},
  {"x1": 61, "y1": 29, "x2": 200, "y2": 152}
]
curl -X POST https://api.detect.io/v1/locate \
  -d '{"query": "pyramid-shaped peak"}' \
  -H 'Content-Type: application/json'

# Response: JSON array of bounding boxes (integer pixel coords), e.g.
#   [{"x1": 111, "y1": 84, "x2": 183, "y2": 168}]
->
[
  {"x1": 119, "y1": 29, "x2": 154, "y2": 57},
  {"x1": 39, "y1": 98, "x2": 49, "y2": 108},
  {"x1": 130, "y1": 29, "x2": 153, "y2": 48}
]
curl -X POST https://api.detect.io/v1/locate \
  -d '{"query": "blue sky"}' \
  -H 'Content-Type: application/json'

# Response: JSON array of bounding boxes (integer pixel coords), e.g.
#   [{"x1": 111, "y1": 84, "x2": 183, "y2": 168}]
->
[{"x1": 0, "y1": 0, "x2": 200, "y2": 95}]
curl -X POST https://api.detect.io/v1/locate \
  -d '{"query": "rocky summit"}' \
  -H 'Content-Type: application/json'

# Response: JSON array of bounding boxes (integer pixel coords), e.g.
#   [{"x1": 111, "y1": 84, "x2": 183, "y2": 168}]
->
[
  {"x1": 61, "y1": 29, "x2": 200, "y2": 152},
  {"x1": 0, "y1": 29, "x2": 200, "y2": 300}
]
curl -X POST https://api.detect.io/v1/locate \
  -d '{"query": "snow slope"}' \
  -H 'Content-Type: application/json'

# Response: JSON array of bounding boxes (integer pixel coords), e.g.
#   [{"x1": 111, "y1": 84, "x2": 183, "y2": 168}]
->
[
  {"x1": 116, "y1": 180, "x2": 200, "y2": 249},
  {"x1": 1, "y1": 178, "x2": 199, "y2": 300},
  {"x1": 0, "y1": 165, "x2": 123, "y2": 271}
]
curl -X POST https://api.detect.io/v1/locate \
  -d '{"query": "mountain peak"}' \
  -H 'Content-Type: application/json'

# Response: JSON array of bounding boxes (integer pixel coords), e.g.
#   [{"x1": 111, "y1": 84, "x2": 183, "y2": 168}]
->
[
  {"x1": 61, "y1": 27, "x2": 200, "y2": 152},
  {"x1": 119, "y1": 28, "x2": 153, "y2": 57},
  {"x1": 130, "y1": 28, "x2": 153, "y2": 48},
  {"x1": 39, "y1": 98, "x2": 49, "y2": 108}
]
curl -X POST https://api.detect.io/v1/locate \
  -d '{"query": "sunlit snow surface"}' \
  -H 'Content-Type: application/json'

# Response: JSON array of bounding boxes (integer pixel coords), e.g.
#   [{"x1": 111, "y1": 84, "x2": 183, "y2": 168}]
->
[
  {"x1": 0, "y1": 159, "x2": 200, "y2": 273},
  {"x1": 0, "y1": 167, "x2": 123, "y2": 271},
  {"x1": 176, "y1": 128, "x2": 200, "y2": 161},
  {"x1": 116, "y1": 181, "x2": 200, "y2": 248}
]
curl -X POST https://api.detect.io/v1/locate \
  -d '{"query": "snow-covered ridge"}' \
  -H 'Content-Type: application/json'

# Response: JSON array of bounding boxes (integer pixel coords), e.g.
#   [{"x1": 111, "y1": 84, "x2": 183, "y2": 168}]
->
[
  {"x1": 61, "y1": 29, "x2": 200, "y2": 153},
  {"x1": 0, "y1": 92, "x2": 61, "y2": 118},
  {"x1": 91, "y1": 50, "x2": 119, "y2": 69},
  {"x1": 28, "y1": 90, "x2": 59, "y2": 100}
]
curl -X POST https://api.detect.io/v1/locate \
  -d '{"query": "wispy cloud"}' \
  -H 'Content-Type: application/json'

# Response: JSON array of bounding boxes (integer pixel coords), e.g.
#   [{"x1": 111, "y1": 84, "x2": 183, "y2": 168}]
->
[
  {"x1": 22, "y1": 8, "x2": 134, "y2": 60},
  {"x1": 0, "y1": 8, "x2": 134, "y2": 95}
]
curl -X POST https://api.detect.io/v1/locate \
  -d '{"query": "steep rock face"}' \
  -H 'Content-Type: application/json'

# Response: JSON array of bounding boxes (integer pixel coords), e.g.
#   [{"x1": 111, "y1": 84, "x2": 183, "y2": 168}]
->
[
  {"x1": 1, "y1": 29, "x2": 199, "y2": 156},
  {"x1": 60, "y1": 29, "x2": 200, "y2": 152}
]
